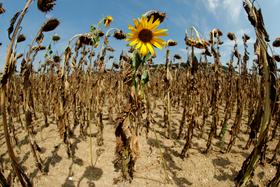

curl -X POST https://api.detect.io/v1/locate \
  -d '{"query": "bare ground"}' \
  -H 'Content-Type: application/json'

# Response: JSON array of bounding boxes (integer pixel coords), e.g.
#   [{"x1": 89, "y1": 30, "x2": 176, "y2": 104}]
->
[{"x1": 0, "y1": 102, "x2": 279, "y2": 187}]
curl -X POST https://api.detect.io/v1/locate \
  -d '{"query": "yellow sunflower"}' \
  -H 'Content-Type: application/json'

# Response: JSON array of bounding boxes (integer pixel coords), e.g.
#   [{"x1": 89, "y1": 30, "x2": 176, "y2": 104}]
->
[
  {"x1": 127, "y1": 16, "x2": 167, "y2": 56},
  {"x1": 104, "y1": 16, "x2": 113, "y2": 27}
]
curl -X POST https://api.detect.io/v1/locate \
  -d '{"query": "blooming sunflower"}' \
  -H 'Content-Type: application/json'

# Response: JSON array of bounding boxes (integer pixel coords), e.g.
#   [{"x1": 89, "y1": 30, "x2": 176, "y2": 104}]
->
[
  {"x1": 127, "y1": 16, "x2": 167, "y2": 56},
  {"x1": 104, "y1": 16, "x2": 113, "y2": 27}
]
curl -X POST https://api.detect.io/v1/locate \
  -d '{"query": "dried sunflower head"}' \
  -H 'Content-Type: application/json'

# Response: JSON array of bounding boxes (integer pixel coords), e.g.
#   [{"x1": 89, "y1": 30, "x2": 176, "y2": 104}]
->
[
  {"x1": 17, "y1": 34, "x2": 26, "y2": 43},
  {"x1": 78, "y1": 35, "x2": 93, "y2": 46},
  {"x1": 273, "y1": 55, "x2": 280, "y2": 62},
  {"x1": 185, "y1": 37, "x2": 196, "y2": 47},
  {"x1": 273, "y1": 37, "x2": 280, "y2": 48},
  {"x1": 167, "y1": 39, "x2": 177, "y2": 47},
  {"x1": 227, "y1": 32, "x2": 236, "y2": 41},
  {"x1": 242, "y1": 34, "x2": 250, "y2": 42},
  {"x1": 98, "y1": 31, "x2": 105, "y2": 37},
  {"x1": 53, "y1": 55, "x2": 61, "y2": 63},
  {"x1": 52, "y1": 34, "x2": 60, "y2": 42},
  {"x1": 234, "y1": 50, "x2": 240, "y2": 58},
  {"x1": 112, "y1": 62, "x2": 119, "y2": 69},
  {"x1": 143, "y1": 10, "x2": 166, "y2": 23},
  {"x1": 42, "y1": 18, "x2": 60, "y2": 32},
  {"x1": 185, "y1": 27, "x2": 208, "y2": 49},
  {"x1": 37, "y1": 0, "x2": 56, "y2": 13},
  {"x1": 173, "y1": 54, "x2": 181, "y2": 60},
  {"x1": 185, "y1": 37, "x2": 208, "y2": 49},
  {"x1": 218, "y1": 40, "x2": 223, "y2": 45},
  {"x1": 211, "y1": 28, "x2": 223, "y2": 37},
  {"x1": 113, "y1": 30, "x2": 126, "y2": 40},
  {"x1": 195, "y1": 39, "x2": 209, "y2": 49},
  {"x1": 0, "y1": 3, "x2": 5, "y2": 14}
]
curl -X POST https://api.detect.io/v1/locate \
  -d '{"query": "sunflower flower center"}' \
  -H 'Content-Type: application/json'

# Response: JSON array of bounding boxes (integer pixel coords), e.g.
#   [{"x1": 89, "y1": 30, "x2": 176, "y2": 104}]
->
[{"x1": 138, "y1": 29, "x2": 153, "y2": 43}]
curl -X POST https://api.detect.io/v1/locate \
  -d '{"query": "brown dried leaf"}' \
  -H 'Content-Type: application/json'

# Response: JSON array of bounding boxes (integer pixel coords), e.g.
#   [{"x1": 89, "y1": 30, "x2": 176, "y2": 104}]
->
[{"x1": 8, "y1": 11, "x2": 21, "y2": 40}]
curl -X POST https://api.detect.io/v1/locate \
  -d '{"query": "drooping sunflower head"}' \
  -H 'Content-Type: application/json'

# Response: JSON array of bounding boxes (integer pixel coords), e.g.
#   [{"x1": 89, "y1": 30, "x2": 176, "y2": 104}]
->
[
  {"x1": 113, "y1": 30, "x2": 126, "y2": 40},
  {"x1": 166, "y1": 39, "x2": 177, "y2": 47},
  {"x1": 17, "y1": 34, "x2": 26, "y2": 43},
  {"x1": 37, "y1": 0, "x2": 56, "y2": 13},
  {"x1": 104, "y1": 16, "x2": 113, "y2": 27},
  {"x1": 273, "y1": 55, "x2": 280, "y2": 62},
  {"x1": 0, "y1": 3, "x2": 5, "y2": 15},
  {"x1": 273, "y1": 37, "x2": 280, "y2": 48},
  {"x1": 127, "y1": 16, "x2": 167, "y2": 56},
  {"x1": 143, "y1": 10, "x2": 166, "y2": 24},
  {"x1": 41, "y1": 18, "x2": 60, "y2": 32},
  {"x1": 52, "y1": 34, "x2": 61, "y2": 42},
  {"x1": 185, "y1": 26, "x2": 209, "y2": 49},
  {"x1": 242, "y1": 34, "x2": 250, "y2": 43},
  {"x1": 227, "y1": 32, "x2": 236, "y2": 41}
]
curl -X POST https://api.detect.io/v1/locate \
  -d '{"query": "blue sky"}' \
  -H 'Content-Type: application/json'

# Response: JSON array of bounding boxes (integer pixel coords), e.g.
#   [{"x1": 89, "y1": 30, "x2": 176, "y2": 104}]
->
[{"x1": 0, "y1": 0, "x2": 280, "y2": 69}]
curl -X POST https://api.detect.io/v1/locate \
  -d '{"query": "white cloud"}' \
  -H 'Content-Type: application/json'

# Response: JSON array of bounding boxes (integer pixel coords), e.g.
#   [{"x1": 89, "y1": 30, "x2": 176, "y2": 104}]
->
[
  {"x1": 203, "y1": 0, "x2": 242, "y2": 23},
  {"x1": 207, "y1": 0, "x2": 219, "y2": 12},
  {"x1": 223, "y1": 0, "x2": 241, "y2": 20}
]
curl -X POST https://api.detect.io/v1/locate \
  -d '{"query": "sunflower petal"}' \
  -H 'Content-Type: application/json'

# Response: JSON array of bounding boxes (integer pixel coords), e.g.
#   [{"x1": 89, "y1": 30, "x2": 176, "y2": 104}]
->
[
  {"x1": 128, "y1": 25, "x2": 137, "y2": 32},
  {"x1": 133, "y1": 19, "x2": 139, "y2": 28},
  {"x1": 151, "y1": 41, "x2": 162, "y2": 49},
  {"x1": 153, "y1": 37, "x2": 165, "y2": 45},
  {"x1": 153, "y1": 29, "x2": 168, "y2": 36},
  {"x1": 127, "y1": 33, "x2": 134, "y2": 37},
  {"x1": 138, "y1": 17, "x2": 144, "y2": 28},
  {"x1": 141, "y1": 17, "x2": 148, "y2": 28},
  {"x1": 146, "y1": 43, "x2": 155, "y2": 56},
  {"x1": 149, "y1": 19, "x2": 161, "y2": 30},
  {"x1": 135, "y1": 41, "x2": 142, "y2": 49},
  {"x1": 151, "y1": 38, "x2": 165, "y2": 50},
  {"x1": 140, "y1": 43, "x2": 148, "y2": 55},
  {"x1": 129, "y1": 39, "x2": 139, "y2": 46}
]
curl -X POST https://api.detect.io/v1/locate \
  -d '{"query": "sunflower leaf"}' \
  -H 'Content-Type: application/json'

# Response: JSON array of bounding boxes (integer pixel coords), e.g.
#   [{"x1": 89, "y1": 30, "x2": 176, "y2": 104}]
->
[
  {"x1": 91, "y1": 37, "x2": 100, "y2": 46},
  {"x1": 142, "y1": 53, "x2": 151, "y2": 62},
  {"x1": 90, "y1": 25, "x2": 96, "y2": 33},
  {"x1": 141, "y1": 70, "x2": 149, "y2": 85},
  {"x1": 133, "y1": 74, "x2": 138, "y2": 90},
  {"x1": 132, "y1": 51, "x2": 142, "y2": 70}
]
